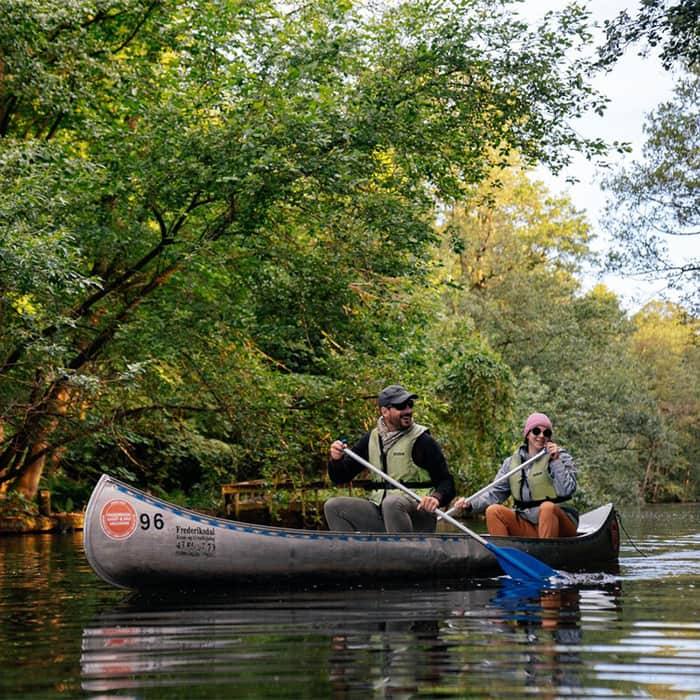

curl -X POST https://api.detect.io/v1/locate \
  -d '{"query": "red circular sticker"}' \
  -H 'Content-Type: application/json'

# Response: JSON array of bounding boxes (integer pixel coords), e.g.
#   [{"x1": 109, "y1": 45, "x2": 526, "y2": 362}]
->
[{"x1": 100, "y1": 499, "x2": 137, "y2": 540}]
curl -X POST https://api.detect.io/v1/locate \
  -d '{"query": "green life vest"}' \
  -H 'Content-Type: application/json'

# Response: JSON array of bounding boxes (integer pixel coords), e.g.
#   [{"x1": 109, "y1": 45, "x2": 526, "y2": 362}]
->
[
  {"x1": 508, "y1": 449, "x2": 566, "y2": 508},
  {"x1": 367, "y1": 423, "x2": 430, "y2": 505}
]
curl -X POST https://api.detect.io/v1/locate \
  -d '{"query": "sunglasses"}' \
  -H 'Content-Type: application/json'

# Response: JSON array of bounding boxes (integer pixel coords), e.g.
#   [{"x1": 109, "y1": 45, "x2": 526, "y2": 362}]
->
[
  {"x1": 391, "y1": 399, "x2": 414, "y2": 410},
  {"x1": 530, "y1": 427, "x2": 552, "y2": 438}
]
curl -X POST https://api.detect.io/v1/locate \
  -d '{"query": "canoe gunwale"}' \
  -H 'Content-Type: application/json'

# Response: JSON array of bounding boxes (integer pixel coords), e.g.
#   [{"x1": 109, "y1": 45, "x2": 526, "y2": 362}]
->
[{"x1": 87, "y1": 474, "x2": 614, "y2": 543}]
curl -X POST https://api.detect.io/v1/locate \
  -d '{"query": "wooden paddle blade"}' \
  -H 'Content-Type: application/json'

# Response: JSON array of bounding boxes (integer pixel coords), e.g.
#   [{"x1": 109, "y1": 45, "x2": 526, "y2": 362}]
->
[{"x1": 486, "y1": 543, "x2": 559, "y2": 582}]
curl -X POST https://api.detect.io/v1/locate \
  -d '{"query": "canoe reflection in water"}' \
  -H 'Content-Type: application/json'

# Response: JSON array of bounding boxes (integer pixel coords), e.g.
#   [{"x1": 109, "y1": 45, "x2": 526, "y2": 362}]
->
[
  {"x1": 328, "y1": 617, "x2": 453, "y2": 697},
  {"x1": 80, "y1": 587, "x2": 463, "y2": 696},
  {"x1": 81, "y1": 583, "x2": 621, "y2": 697}
]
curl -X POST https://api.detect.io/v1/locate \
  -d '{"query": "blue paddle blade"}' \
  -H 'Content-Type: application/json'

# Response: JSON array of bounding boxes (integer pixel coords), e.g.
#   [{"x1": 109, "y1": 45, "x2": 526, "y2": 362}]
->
[{"x1": 486, "y1": 543, "x2": 559, "y2": 582}]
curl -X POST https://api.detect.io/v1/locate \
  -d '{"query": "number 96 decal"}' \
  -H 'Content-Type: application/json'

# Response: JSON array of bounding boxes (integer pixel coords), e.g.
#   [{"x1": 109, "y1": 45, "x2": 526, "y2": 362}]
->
[{"x1": 140, "y1": 512, "x2": 164, "y2": 530}]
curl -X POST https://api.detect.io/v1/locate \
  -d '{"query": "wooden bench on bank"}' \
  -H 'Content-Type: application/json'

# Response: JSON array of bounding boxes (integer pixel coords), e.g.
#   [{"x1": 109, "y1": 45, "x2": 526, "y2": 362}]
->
[{"x1": 220, "y1": 478, "x2": 375, "y2": 527}]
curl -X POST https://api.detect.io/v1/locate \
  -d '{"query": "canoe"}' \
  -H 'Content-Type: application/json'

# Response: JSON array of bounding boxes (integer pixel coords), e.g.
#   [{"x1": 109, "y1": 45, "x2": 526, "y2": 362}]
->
[{"x1": 83, "y1": 474, "x2": 620, "y2": 589}]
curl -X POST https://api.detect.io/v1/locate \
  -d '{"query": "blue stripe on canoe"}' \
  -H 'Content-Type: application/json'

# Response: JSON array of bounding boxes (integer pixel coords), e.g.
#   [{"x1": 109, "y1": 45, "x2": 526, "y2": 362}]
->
[{"x1": 112, "y1": 482, "x2": 461, "y2": 544}]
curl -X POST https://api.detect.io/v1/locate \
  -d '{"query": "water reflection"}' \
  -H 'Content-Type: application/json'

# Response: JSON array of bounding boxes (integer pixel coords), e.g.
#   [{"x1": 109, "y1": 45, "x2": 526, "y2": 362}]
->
[
  {"x1": 595, "y1": 619, "x2": 700, "y2": 695},
  {"x1": 327, "y1": 616, "x2": 451, "y2": 697},
  {"x1": 80, "y1": 586, "x2": 465, "y2": 696},
  {"x1": 486, "y1": 585, "x2": 586, "y2": 696},
  {"x1": 4, "y1": 504, "x2": 700, "y2": 698},
  {"x1": 80, "y1": 582, "x2": 624, "y2": 698},
  {"x1": 446, "y1": 581, "x2": 622, "y2": 698}
]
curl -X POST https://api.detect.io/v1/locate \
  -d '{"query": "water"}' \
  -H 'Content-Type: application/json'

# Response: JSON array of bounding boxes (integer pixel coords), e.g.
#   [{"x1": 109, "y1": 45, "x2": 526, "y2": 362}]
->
[{"x1": 1, "y1": 504, "x2": 699, "y2": 699}]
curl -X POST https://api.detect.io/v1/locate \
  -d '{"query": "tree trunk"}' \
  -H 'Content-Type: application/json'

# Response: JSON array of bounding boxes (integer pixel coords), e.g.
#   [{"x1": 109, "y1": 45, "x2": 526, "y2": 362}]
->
[
  {"x1": 11, "y1": 386, "x2": 71, "y2": 500},
  {"x1": 14, "y1": 441, "x2": 50, "y2": 500},
  {"x1": 641, "y1": 454, "x2": 655, "y2": 502},
  {"x1": 0, "y1": 418, "x2": 5, "y2": 496}
]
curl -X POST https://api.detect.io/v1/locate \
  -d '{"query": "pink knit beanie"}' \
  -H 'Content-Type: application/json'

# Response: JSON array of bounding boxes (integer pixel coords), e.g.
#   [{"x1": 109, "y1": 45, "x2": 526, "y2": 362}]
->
[{"x1": 523, "y1": 412, "x2": 552, "y2": 438}]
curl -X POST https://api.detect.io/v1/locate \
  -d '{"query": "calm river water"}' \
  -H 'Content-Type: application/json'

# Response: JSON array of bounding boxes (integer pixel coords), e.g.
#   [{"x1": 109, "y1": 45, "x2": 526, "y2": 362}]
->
[{"x1": 1, "y1": 503, "x2": 699, "y2": 699}]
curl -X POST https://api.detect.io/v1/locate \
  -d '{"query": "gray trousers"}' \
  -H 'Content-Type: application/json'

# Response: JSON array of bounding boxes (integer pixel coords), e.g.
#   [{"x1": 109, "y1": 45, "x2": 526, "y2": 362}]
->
[{"x1": 323, "y1": 494, "x2": 437, "y2": 533}]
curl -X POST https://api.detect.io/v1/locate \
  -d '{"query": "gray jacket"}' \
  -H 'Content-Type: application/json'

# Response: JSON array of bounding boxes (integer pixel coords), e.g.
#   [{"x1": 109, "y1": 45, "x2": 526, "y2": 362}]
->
[{"x1": 469, "y1": 446, "x2": 577, "y2": 526}]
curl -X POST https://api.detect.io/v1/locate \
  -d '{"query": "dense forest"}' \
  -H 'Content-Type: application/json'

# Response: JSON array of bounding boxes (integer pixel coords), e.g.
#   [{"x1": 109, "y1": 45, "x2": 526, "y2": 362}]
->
[{"x1": 1, "y1": 0, "x2": 698, "y2": 518}]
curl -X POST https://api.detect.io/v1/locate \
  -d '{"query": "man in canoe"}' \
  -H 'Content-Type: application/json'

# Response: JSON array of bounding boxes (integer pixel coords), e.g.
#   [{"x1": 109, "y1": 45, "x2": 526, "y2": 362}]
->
[
  {"x1": 324, "y1": 384, "x2": 456, "y2": 533},
  {"x1": 455, "y1": 412, "x2": 578, "y2": 538}
]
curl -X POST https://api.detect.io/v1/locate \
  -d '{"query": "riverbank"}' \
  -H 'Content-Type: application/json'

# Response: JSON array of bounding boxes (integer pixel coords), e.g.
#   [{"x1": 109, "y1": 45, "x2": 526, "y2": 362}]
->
[{"x1": 0, "y1": 511, "x2": 84, "y2": 534}]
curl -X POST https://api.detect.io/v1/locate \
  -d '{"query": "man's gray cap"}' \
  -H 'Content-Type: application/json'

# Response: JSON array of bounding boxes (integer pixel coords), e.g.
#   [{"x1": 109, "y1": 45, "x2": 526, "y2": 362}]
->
[{"x1": 377, "y1": 385, "x2": 419, "y2": 407}]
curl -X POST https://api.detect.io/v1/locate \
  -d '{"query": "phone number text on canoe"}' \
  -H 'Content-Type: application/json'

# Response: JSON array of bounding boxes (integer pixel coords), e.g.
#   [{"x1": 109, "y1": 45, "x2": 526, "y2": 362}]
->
[{"x1": 175, "y1": 524, "x2": 216, "y2": 557}]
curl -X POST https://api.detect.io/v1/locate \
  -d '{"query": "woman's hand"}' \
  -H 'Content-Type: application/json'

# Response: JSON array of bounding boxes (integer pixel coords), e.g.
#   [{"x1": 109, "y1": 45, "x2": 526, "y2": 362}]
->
[
  {"x1": 453, "y1": 497, "x2": 472, "y2": 512},
  {"x1": 545, "y1": 441, "x2": 561, "y2": 459}
]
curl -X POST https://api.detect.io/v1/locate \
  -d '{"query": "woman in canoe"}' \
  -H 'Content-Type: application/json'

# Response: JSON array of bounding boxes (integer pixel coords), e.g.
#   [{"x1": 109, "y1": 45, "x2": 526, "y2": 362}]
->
[
  {"x1": 456, "y1": 412, "x2": 578, "y2": 538},
  {"x1": 325, "y1": 384, "x2": 455, "y2": 533}
]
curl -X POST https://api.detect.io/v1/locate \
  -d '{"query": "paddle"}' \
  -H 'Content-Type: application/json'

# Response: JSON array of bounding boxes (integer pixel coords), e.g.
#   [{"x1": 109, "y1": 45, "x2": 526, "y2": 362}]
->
[
  {"x1": 342, "y1": 447, "x2": 559, "y2": 583},
  {"x1": 439, "y1": 447, "x2": 547, "y2": 519}
]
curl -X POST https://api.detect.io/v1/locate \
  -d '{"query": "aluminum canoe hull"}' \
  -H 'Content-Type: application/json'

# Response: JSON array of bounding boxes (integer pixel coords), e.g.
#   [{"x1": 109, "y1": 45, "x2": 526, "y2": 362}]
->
[{"x1": 83, "y1": 474, "x2": 620, "y2": 589}]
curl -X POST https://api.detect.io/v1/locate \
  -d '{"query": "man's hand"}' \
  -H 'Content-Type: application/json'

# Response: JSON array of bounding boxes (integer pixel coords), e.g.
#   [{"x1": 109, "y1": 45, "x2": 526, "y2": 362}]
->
[
  {"x1": 418, "y1": 495, "x2": 440, "y2": 512},
  {"x1": 329, "y1": 439, "x2": 346, "y2": 461}
]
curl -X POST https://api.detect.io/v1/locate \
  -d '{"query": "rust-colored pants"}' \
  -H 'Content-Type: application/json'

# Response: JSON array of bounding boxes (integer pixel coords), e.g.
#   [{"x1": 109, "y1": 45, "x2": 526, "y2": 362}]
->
[{"x1": 485, "y1": 501, "x2": 577, "y2": 538}]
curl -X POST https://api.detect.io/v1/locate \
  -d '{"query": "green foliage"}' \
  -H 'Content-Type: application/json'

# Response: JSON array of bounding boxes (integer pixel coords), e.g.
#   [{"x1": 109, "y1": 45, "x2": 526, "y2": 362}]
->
[
  {"x1": 627, "y1": 302, "x2": 700, "y2": 502},
  {"x1": 599, "y1": 0, "x2": 700, "y2": 70},
  {"x1": 436, "y1": 164, "x2": 595, "y2": 371},
  {"x1": 602, "y1": 73, "x2": 700, "y2": 314},
  {"x1": 431, "y1": 165, "x2": 697, "y2": 506},
  {"x1": 41, "y1": 471, "x2": 94, "y2": 513},
  {"x1": 432, "y1": 335, "x2": 515, "y2": 491},
  {"x1": 1, "y1": 0, "x2": 614, "y2": 502},
  {"x1": 4, "y1": 0, "x2": 695, "y2": 514}
]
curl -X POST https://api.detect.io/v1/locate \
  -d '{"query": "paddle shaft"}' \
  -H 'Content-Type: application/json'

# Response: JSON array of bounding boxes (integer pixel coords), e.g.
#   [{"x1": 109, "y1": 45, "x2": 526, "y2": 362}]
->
[
  {"x1": 342, "y1": 447, "x2": 489, "y2": 546},
  {"x1": 440, "y1": 447, "x2": 547, "y2": 519},
  {"x1": 342, "y1": 446, "x2": 560, "y2": 582}
]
